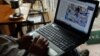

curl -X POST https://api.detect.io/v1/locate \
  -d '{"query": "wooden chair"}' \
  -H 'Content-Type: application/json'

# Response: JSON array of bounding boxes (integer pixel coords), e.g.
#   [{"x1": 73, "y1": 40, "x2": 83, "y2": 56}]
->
[
  {"x1": 23, "y1": 0, "x2": 51, "y2": 32},
  {"x1": 11, "y1": 21, "x2": 34, "y2": 37}
]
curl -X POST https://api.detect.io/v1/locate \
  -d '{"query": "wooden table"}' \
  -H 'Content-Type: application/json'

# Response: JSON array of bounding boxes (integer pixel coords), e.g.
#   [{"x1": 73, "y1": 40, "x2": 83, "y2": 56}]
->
[{"x1": 0, "y1": 3, "x2": 31, "y2": 35}]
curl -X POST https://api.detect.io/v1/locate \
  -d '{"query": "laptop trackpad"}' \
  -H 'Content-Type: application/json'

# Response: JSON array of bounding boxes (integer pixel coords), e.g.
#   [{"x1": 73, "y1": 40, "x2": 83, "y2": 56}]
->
[{"x1": 48, "y1": 48, "x2": 58, "y2": 56}]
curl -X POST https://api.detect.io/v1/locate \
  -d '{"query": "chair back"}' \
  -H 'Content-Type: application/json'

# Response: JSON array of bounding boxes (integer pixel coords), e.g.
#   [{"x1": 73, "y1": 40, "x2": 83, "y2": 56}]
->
[{"x1": 23, "y1": 0, "x2": 36, "y2": 4}]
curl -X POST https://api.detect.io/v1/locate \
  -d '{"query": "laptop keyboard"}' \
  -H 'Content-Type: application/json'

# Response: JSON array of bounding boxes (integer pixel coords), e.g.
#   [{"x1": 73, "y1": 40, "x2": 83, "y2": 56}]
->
[{"x1": 36, "y1": 25, "x2": 76, "y2": 51}]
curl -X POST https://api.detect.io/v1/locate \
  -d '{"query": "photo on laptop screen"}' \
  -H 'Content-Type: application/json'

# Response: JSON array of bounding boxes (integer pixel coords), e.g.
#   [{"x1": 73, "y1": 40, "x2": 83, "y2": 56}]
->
[{"x1": 57, "y1": 0, "x2": 96, "y2": 33}]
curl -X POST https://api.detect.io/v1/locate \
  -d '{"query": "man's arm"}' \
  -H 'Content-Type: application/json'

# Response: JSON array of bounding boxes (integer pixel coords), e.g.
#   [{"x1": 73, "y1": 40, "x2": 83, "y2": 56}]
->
[{"x1": 17, "y1": 35, "x2": 33, "y2": 50}]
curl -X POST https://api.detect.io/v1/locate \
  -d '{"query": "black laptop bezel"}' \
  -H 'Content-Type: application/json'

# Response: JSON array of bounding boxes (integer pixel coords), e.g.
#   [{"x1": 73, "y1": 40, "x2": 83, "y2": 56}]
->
[{"x1": 54, "y1": 0, "x2": 99, "y2": 40}]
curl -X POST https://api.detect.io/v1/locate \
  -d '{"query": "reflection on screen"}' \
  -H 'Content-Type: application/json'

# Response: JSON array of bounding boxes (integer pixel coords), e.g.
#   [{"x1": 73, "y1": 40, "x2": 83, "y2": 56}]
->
[{"x1": 57, "y1": 0, "x2": 96, "y2": 33}]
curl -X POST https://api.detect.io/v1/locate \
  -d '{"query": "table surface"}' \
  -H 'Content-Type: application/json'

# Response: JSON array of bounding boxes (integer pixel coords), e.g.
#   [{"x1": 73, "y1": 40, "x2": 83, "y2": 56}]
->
[{"x1": 0, "y1": 3, "x2": 31, "y2": 24}]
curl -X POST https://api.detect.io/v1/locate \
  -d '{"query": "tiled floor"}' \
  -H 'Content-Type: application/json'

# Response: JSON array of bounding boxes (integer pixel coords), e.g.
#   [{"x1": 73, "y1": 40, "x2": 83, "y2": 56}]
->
[{"x1": 77, "y1": 44, "x2": 100, "y2": 56}]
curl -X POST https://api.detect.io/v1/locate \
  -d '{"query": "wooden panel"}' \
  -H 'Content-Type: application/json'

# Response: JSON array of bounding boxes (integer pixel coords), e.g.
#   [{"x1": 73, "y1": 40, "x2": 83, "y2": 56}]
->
[
  {"x1": 0, "y1": 5, "x2": 14, "y2": 23},
  {"x1": 0, "y1": 3, "x2": 31, "y2": 35},
  {"x1": 0, "y1": 3, "x2": 31, "y2": 23}
]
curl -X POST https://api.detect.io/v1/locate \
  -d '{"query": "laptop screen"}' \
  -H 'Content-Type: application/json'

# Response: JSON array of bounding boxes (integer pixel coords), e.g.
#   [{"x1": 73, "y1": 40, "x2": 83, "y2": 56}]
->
[{"x1": 56, "y1": 0, "x2": 96, "y2": 34}]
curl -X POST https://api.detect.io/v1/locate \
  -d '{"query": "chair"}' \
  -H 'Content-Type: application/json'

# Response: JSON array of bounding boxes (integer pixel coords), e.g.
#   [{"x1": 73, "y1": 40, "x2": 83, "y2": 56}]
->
[
  {"x1": 11, "y1": 0, "x2": 51, "y2": 37},
  {"x1": 23, "y1": 0, "x2": 51, "y2": 32},
  {"x1": 11, "y1": 21, "x2": 34, "y2": 37}
]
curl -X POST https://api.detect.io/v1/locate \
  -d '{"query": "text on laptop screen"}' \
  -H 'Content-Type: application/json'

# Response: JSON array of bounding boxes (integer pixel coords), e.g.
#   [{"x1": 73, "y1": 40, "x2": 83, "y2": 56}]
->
[{"x1": 57, "y1": 0, "x2": 96, "y2": 33}]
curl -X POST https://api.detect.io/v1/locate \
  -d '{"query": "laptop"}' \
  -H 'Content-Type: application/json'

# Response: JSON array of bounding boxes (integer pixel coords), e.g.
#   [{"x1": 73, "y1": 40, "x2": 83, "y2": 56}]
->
[{"x1": 28, "y1": 0, "x2": 99, "y2": 55}]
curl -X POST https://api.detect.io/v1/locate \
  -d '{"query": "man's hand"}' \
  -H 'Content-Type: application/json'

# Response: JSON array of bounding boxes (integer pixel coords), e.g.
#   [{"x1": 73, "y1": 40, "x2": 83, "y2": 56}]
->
[
  {"x1": 17, "y1": 35, "x2": 49, "y2": 56},
  {"x1": 17, "y1": 35, "x2": 33, "y2": 50},
  {"x1": 29, "y1": 36, "x2": 49, "y2": 56}
]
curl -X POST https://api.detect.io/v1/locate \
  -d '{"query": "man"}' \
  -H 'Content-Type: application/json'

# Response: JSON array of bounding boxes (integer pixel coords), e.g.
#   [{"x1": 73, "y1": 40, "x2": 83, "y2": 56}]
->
[{"x1": 18, "y1": 35, "x2": 89, "y2": 56}]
